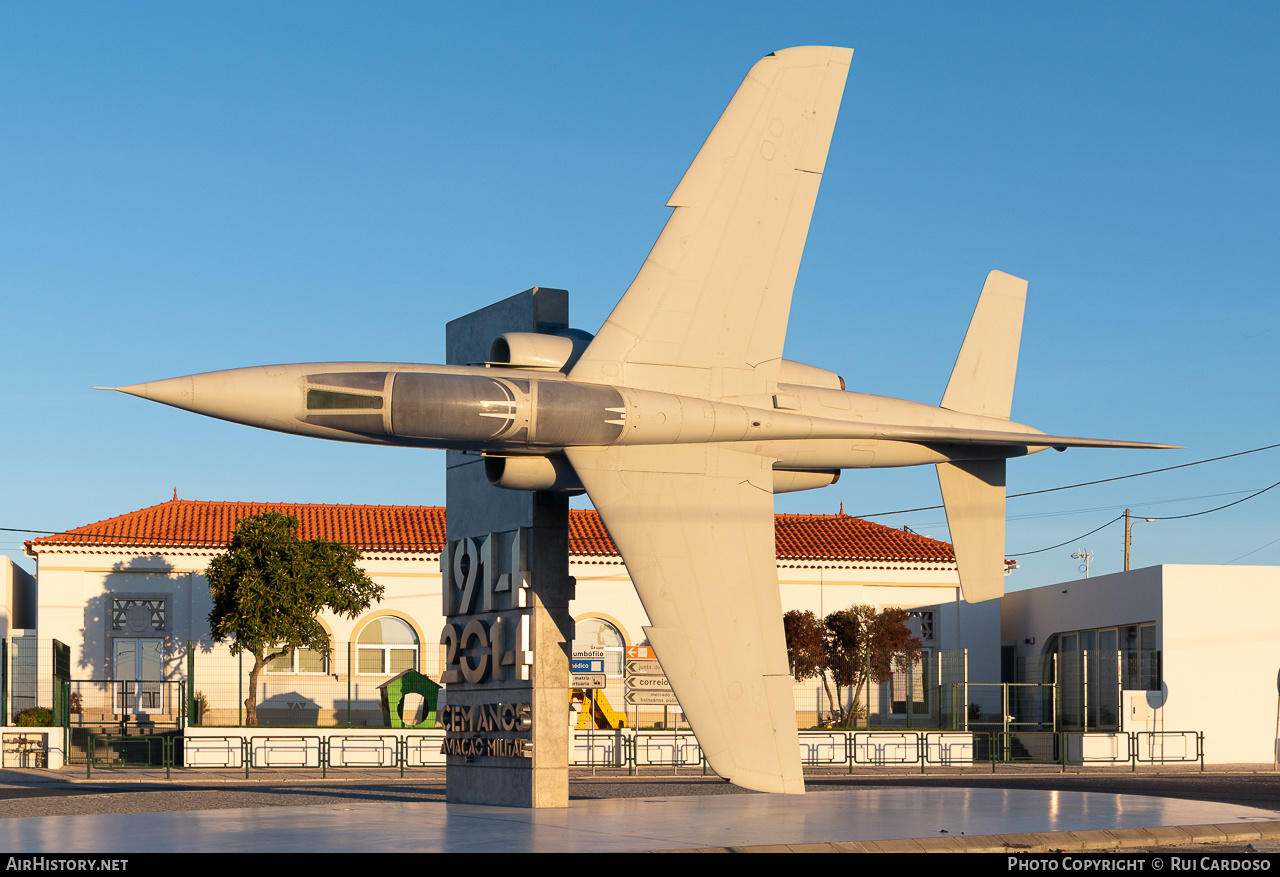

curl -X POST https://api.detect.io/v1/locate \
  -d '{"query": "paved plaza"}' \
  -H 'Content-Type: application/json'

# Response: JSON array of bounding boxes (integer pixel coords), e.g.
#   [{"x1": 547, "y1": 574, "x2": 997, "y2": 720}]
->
[{"x1": 1, "y1": 766, "x2": 1279, "y2": 853}]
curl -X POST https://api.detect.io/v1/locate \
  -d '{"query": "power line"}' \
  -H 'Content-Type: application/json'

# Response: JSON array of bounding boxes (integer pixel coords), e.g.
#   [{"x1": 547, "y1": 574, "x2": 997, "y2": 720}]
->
[
  {"x1": 854, "y1": 442, "x2": 1280, "y2": 519},
  {"x1": 1225, "y1": 534, "x2": 1280, "y2": 565},
  {"x1": 1008, "y1": 443, "x2": 1280, "y2": 500},
  {"x1": 1009, "y1": 515, "x2": 1124, "y2": 558},
  {"x1": 1144, "y1": 478, "x2": 1280, "y2": 521},
  {"x1": 1009, "y1": 477, "x2": 1280, "y2": 558},
  {"x1": 6, "y1": 443, "x2": 1280, "y2": 547},
  {"x1": 1005, "y1": 488, "x2": 1262, "y2": 522}
]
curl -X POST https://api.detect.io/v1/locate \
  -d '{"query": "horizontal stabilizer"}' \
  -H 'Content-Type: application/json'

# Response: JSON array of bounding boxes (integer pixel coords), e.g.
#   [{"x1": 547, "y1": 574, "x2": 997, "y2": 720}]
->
[
  {"x1": 937, "y1": 459, "x2": 1007, "y2": 603},
  {"x1": 866, "y1": 425, "x2": 1178, "y2": 450}
]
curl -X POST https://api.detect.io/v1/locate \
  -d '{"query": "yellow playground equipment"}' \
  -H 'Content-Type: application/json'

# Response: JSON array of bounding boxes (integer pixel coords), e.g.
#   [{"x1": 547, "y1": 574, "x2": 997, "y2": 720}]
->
[{"x1": 571, "y1": 689, "x2": 627, "y2": 730}]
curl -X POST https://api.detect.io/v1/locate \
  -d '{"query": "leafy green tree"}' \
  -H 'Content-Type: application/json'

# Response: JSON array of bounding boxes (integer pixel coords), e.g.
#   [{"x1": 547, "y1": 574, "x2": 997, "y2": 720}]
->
[{"x1": 206, "y1": 512, "x2": 383, "y2": 725}]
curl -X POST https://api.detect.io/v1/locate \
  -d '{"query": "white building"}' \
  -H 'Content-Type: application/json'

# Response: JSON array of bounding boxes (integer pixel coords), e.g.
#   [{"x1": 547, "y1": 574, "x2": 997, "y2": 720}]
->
[
  {"x1": 1002, "y1": 565, "x2": 1280, "y2": 763},
  {"x1": 16, "y1": 499, "x2": 1271, "y2": 764},
  {"x1": 20, "y1": 498, "x2": 985, "y2": 728}
]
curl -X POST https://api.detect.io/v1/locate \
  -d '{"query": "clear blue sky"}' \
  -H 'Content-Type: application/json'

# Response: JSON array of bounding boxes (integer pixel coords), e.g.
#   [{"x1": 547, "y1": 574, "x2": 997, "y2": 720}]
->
[{"x1": 3, "y1": 2, "x2": 1278, "y2": 591}]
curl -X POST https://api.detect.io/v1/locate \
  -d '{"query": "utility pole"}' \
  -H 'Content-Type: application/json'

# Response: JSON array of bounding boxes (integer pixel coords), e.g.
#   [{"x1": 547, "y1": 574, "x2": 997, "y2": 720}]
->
[
  {"x1": 1124, "y1": 508, "x2": 1156, "y2": 571},
  {"x1": 1124, "y1": 508, "x2": 1132, "y2": 571}
]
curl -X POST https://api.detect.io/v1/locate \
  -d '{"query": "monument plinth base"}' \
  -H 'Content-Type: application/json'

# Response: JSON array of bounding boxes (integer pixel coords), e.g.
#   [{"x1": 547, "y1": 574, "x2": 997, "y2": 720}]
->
[{"x1": 442, "y1": 288, "x2": 573, "y2": 808}]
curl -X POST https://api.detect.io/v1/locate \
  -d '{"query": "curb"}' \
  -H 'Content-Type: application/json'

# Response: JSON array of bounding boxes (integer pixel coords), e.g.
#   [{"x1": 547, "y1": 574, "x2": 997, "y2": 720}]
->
[{"x1": 657, "y1": 820, "x2": 1280, "y2": 853}]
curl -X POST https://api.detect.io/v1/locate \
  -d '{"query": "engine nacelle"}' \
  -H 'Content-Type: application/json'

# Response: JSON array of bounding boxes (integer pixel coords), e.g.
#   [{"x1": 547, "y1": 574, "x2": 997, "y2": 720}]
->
[
  {"x1": 778, "y1": 359, "x2": 845, "y2": 391},
  {"x1": 484, "y1": 454, "x2": 585, "y2": 495},
  {"x1": 488, "y1": 328, "x2": 595, "y2": 373},
  {"x1": 772, "y1": 469, "x2": 841, "y2": 494}
]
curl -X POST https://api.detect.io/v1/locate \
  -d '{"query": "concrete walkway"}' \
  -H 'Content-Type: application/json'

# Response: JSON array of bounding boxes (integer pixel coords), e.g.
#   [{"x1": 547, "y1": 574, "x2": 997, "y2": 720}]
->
[{"x1": 1, "y1": 766, "x2": 1279, "y2": 852}]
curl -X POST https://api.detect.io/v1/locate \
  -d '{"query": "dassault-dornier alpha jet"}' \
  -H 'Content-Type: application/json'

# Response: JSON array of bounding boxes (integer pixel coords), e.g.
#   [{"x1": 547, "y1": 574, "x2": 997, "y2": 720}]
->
[{"x1": 105, "y1": 47, "x2": 1173, "y2": 795}]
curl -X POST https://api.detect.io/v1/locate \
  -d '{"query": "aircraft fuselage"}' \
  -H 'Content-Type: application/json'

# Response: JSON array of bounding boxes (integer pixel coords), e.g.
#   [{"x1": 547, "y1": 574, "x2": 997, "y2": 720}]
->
[{"x1": 115, "y1": 362, "x2": 1049, "y2": 476}]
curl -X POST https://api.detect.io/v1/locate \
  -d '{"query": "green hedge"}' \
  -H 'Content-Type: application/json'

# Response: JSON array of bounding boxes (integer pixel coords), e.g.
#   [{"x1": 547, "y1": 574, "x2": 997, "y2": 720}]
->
[{"x1": 13, "y1": 707, "x2": 52, "y2": 727}]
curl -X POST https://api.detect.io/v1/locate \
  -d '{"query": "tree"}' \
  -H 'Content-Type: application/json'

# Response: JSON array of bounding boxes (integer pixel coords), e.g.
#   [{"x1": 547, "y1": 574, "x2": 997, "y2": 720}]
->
[
  {"x1": 783, "y1": 604, "x2": 923, "y2": 729},
  {"x1": 783, "y1": 610, "x2": 838, "y2": 722},
  {"x1": 206, "y1": 512, "x2": 384, "y2": 725},
  {"x1": 825, "y1": 605, "x2": 923, "y2": 728},
  {"x1": 782, "y1": 610, "x2": 825, "y2": 679}
]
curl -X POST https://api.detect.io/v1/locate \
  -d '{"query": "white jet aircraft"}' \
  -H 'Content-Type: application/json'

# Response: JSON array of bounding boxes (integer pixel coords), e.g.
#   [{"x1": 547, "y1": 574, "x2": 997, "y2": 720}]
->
[{"x1": 107, "y1": 46, "x2": 1172, "y2": 795}]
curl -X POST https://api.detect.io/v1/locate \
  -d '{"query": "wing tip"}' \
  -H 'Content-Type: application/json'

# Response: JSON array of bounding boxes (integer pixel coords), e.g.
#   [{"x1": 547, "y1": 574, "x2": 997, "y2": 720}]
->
[{"x1": 768, "y1": 46, "x2": 854, "y2": 65}]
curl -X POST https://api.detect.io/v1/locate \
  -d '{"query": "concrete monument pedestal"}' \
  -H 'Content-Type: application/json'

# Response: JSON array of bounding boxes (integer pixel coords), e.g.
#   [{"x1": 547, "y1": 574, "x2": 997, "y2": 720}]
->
[{"x1": 440, "y1": 288, "x2": 574, "y2": 808}]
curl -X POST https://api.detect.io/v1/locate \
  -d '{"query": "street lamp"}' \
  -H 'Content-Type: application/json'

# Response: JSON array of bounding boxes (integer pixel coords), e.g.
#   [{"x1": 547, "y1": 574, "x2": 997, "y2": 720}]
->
[{"x1": 1123, "y1": 508, "x2": 1157, "y2": 571}]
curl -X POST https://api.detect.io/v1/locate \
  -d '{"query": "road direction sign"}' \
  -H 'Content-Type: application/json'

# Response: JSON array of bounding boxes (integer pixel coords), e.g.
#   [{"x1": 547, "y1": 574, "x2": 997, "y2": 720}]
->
[
  {"x1": 624, "y1": 690, "x2": 681, "y2": 706},
  {"x1": 625, "y1": 659, "x2": 664, "y2": 676},
  {"x1": 572, "y1": 674, "x2": 606, "y2": 689},
  {"x1": 625, "y1": 675, "x2": 672, "y2": 691}
]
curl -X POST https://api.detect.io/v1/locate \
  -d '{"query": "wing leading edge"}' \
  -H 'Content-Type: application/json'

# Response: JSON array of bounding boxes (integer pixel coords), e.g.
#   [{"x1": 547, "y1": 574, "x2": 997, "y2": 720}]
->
[
  {"x1": 571, "y1": 46, "x2": 853, "y2": 400},
  {"x1": 563, "y1": 48, "x2": 852, "y2": 792},
  {"x1": 565, "y1": 444, "x2": 804, "y2": 794}
]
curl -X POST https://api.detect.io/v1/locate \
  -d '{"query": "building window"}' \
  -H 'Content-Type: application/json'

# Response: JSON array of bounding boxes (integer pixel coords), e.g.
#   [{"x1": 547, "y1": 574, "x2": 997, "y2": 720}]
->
[
  {"x1": 572, "y1": 618, "x2": 626, "y2": 676},
  {"x1": 889, "y1": 655, "x2": 929, "y2": 715},
  {"x1": 1045, "y1": 622, "x2": 1159, "y2": 731},
  {"x1": 112, "y1": 598, "x2": 166, "y2": 633},
  {"x1": 266, "y1": 647, "x2": 329, "y2": 674},
  {"x1": 906, "y1": 610, "x2": 935, "y2": 643},
  {"x1": 1123, "y1": 623, "x2": 1160, "y2": 691},
  {"x1": 1050, "y1": 622, "x2": 1159, "y2": 692},
  {"x1": 357, "y1": 617, "x2": 419, "y2": 675}
]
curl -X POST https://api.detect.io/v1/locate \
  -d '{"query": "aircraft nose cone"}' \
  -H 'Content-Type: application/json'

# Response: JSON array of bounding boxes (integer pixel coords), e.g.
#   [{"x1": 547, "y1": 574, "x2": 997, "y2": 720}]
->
[
  {"x1": 111, "y1": 376, "x2": 197, "y2": 409},
  {"x1": 101, "y1": 366, "x2": 304, "y2": 432}
]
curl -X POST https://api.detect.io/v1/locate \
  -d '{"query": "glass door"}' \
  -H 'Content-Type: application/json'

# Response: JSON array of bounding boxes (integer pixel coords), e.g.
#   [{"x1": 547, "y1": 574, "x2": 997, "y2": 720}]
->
[{"x1": 114, "y1": 639, "x2": 164, "y2": 714}]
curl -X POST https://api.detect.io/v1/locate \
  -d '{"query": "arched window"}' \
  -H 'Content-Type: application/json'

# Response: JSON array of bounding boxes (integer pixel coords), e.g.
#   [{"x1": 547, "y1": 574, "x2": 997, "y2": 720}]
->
[
  {"x1": 573, "y1": 617, "x2": 626, "y2": 676},
  {"x1": 357, "y1": 616, "x2": 420, "y2": 675}
]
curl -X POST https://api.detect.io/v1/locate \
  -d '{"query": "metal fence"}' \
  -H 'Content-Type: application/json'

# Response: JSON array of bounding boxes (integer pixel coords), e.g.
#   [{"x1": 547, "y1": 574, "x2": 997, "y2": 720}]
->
[
  {"x1": 71, "y1": 728, "x2": 1204, "y2": 777},
  {"x1": 12, "y1": 636, "x2": 1184, "y2": 771},
  {"x1": 67, "y1": 680, "x2": 186, "y2": 726},
  {"x1": 184, "y1": 642, "x2": 975, "y2": 731},
  {"x1": 1015, "y1": 649, "x2": 1162, "y2": 732},
  {"x1": 792, "y1": 649, "x2": 970, "y2": 731},
  {"x1": 187, "y1": 641, "x2": 433, "y2": 728},
  {"x1": 5, "y1": 637, "x2": 975, "y2": 733},
  {"x1": 947, "y1": 681, "x2": 1058, "y2": 735}
]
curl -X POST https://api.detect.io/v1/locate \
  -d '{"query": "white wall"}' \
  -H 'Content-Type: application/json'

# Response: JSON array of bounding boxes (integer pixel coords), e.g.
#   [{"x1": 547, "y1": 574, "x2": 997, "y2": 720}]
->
[
  {"x1": 1002, "y1": 565, "x2": 1280, "y2": 763},
  {"x1": 1160, "y1": 565, "x2": 1280, "y2": 762},
  {"x1": 1001, "y1": 566, "x2": 1163, "y2": 661}
]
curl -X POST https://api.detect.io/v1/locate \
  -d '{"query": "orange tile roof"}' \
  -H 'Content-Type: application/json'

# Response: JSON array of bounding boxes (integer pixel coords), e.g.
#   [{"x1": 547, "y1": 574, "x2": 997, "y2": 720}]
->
[
  {"x1": 26, "y1": 499, "x2": 956, "y2": 564},
  {"x1": 772, "y1": 513, "x2": 955, "y2": 562}
]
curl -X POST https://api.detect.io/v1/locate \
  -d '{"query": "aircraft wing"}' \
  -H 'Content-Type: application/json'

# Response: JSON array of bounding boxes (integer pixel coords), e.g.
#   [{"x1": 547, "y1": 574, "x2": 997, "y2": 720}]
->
[
  {"x1": 564, "y1": 443, "x2": 805, "y2": 794},
  {"x1": 570, "y1": 46, "x2": 853, "y2": 400}
]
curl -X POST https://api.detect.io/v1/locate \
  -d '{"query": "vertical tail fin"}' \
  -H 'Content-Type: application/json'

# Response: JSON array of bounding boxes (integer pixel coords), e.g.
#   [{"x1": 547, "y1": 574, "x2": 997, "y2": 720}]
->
[
  {"x1": 941, "y1": 270, "x2": 1028, "y2": 419},
  {"x1": 936, "y1": 271, "x2": 1025, "y2": 602}
]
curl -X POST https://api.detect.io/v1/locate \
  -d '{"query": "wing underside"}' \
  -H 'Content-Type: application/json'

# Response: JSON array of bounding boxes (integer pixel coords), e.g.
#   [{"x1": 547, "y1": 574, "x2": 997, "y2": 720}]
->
[
  {"x1": 565, "y1": 444, "x2": 804, "y2": 794},
  {"x1": 570, "y1": 46, "x2": 853, "y2": 400}
]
